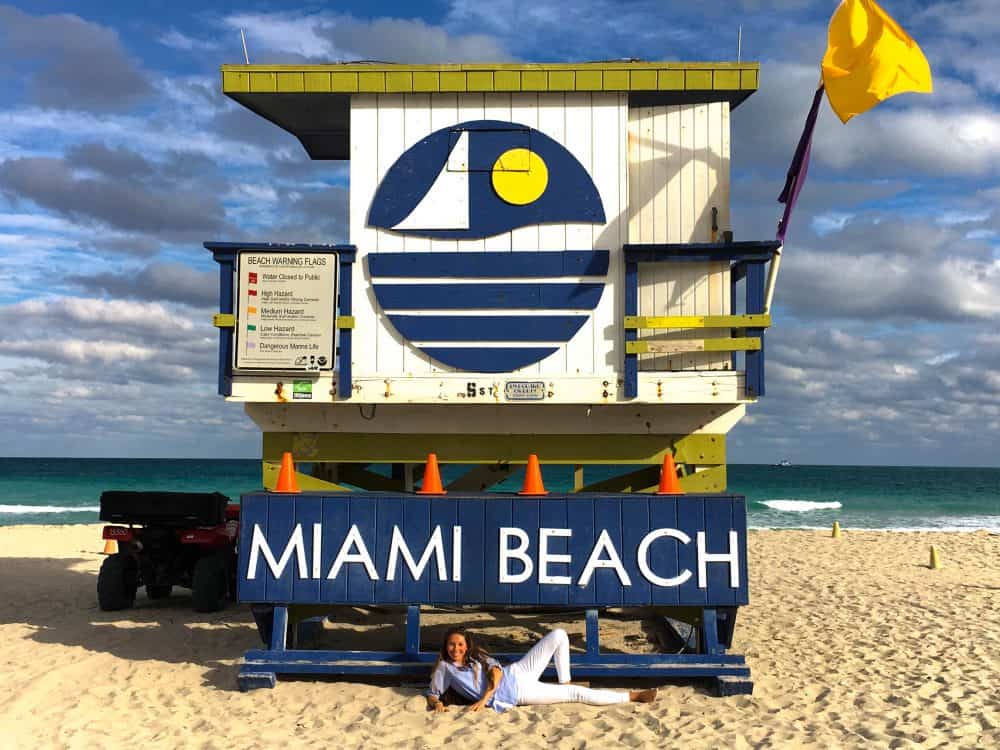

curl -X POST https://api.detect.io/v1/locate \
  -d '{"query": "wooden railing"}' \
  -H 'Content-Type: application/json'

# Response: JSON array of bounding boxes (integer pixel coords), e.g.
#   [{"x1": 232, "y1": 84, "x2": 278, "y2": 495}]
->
[{"x1": 622, "y1": 241, "x2": 780, "y2": 399}]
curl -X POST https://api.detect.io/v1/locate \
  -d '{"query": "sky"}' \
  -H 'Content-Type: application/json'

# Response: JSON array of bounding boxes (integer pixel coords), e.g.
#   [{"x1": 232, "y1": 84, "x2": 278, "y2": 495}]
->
[{"x1": 0, "y1": 0, "x2": 997, "y2": 465}]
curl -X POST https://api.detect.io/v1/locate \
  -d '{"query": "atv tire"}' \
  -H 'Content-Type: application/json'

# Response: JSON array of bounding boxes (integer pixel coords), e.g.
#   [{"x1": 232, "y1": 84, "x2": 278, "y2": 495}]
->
[
  {"x1": 98, "y1": 553, "x2": 138, "y2": 611},
  {"x1": 192, "y1": 553, "x2": 227, "y2": 612}
]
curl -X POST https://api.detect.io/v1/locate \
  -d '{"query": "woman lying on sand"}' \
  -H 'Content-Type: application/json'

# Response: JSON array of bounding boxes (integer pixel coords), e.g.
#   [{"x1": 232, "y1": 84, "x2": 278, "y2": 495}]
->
[{"x1": 426, "y1": 627, "x2": 657, "y2": 713}]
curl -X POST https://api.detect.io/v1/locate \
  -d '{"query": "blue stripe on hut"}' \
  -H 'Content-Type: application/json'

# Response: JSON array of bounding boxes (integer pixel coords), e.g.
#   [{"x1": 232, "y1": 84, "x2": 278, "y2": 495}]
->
[{"x1": 369, "y1": 250, "x2": 608, "y2": 371}]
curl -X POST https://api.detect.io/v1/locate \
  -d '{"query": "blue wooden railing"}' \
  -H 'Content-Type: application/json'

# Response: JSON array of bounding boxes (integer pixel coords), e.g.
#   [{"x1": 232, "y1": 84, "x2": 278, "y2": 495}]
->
[{"x1": 622, "y1": 241, "x2": 780, "y2": 399}]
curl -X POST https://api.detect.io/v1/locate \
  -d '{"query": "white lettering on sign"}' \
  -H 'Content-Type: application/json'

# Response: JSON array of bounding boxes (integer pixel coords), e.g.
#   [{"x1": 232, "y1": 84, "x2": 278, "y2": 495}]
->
[
  {"x1": 578, "y1": 529, "x2": 632, "y2": 587},
  {"x1": 636, "y1": 529, "x2": 692, "y2": 587},
  {"x1": 243, "y1": 523, "x2": 742, "y2": 590},
  {"x1": 452, "y1": 526, "x2": 462, "y2": 583},
  {"x1": 697, "y1": 530, "x2": 740, "y2": 588},
  {"x1": 538, "y1": 528, "x2": 572, "y2": 585},
  {"x1": 328, "y1": 525, "x2": 379, "y2": 580},
  {"x1": 312, "y1": 523, "x2": 322, "y2": 579},
  {"x1": 247, "y1": 523, "x2": 307, "y2": 579},
  {"x1": 499, "y1": 528, "x2": 533, "y2": 583},
  {"x1": 386, "y1": 525, "x2": 449, "y2": 582}
]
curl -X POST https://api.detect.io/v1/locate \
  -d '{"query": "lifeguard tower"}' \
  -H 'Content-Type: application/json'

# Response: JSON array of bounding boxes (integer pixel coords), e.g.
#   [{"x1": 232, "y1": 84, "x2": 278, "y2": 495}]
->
[{"x1": 209, "y1": 61, "x2": 776, "y2": 694}]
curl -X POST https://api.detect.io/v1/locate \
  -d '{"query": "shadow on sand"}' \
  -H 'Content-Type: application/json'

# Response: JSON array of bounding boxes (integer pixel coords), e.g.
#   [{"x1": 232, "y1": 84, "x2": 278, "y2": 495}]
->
[{"x1": 1, "y1": 557, "x2": 709, "y2": 695}]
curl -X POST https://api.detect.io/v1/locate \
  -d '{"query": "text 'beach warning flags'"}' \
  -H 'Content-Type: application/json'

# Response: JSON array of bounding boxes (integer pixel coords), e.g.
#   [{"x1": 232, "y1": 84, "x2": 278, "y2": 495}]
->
[{"x1": 776, "y1": 0, "x2": 932, "y2": 243}]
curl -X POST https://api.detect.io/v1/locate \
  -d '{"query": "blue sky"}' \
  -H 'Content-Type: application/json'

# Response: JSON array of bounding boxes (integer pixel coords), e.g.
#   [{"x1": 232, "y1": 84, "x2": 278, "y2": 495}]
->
[{"x1": 0, "y1": 1, "x2": 998, "y2": 464}]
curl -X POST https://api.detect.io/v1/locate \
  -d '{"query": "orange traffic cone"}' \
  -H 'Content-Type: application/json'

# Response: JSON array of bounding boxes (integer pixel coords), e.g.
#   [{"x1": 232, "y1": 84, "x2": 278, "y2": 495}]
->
[
  {"x1": 103, "y1": 538, "x2": 118, "y2": 554},
  {"x1": 656, "y1": 453, "x2": 683, "y2": 495},
  {"x1": 417, "y1": 453, "x2": 446, "y2": 495},
  {"x1": 274, "y1": 451, "x2": 301, "y2": 493},
  {"x1": 519, "y1": 454, "x2": 549, "y2": 496}
]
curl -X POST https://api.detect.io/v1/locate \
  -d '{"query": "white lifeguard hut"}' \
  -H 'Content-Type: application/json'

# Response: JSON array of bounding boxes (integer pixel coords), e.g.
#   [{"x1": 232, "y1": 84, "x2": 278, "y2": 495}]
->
[{"x1": 208, "y1": 60, "x2": 775, "y2": 496}]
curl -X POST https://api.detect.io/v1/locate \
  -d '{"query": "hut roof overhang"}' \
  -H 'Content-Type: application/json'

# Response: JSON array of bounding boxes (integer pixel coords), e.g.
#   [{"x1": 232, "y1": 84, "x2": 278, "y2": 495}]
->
[{"x1": 221, "y1": 61, "x2": 760, "y2": 160}]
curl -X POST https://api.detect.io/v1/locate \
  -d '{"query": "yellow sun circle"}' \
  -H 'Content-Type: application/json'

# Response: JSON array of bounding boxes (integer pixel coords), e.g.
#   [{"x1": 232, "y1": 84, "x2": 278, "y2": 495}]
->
[{"x1": 491, "y1": 148, "x2": 548, "y2": 205}]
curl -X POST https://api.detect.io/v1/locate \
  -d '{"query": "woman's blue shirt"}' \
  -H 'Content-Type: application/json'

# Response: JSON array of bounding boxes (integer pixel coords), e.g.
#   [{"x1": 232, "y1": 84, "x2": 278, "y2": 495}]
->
[{"x1": 427, "y1": 658, "x2": 518, "y2": 713}]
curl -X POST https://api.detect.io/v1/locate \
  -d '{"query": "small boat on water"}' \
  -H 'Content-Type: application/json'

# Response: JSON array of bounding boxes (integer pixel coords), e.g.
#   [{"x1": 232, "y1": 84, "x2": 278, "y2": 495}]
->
[{"x1": 775, "y1": 459, "x2": 792, "y2": 467}]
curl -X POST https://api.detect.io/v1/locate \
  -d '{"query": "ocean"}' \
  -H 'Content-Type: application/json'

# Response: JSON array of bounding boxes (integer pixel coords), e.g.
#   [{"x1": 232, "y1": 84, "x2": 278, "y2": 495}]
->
[{"x1": 0, "y1": 458, "x2": 997, "y2": 531}]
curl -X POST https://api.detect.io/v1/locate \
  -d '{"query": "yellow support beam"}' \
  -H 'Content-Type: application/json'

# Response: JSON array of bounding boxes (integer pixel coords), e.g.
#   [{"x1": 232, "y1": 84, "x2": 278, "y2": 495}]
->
[
  {"x1": 624, "y1": 314, "x2": 770, "y2": 329},
  {"x1": 677, "y1": 465, "x2": 727, "y2": 493},
  {"x1": 584, "y1": 464, "x2": 728, "y2": 494},
  {"x1": 580, "y1": 466, "x2": 660, "y2": 493},
  {"x1": 626, "y1": 337, "x2": 761, "y2": 355},
  {"x1": 263, "y1": 432, "x2": 725, "y2": 466},
  {"x1": 262, "y1": 462, "x2": 349, "y2": 492}
]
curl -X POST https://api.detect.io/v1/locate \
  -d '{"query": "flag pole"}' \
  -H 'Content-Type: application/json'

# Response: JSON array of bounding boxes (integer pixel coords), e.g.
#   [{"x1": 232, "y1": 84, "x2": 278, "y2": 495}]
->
[
  {"x1": 763, "y1": 244, "x2": 782, "y2": 314},
  {"x1": 768, "y1": 80, "x2": 825, "y2": 313}
]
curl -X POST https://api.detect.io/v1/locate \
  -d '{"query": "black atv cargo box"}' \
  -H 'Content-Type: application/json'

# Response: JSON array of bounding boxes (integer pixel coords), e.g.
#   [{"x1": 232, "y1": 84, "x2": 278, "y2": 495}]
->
[{"x1": 99, "y1": 491, "x2": 231, "y2": 527}]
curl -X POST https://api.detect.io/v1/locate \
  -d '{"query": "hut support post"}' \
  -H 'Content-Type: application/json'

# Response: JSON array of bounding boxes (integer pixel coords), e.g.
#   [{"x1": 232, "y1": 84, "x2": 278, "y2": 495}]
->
[
  {"x1": 406, "y1": 606, "x2": 421, "y2": 657},
  {"x1": 585, "y1": 609, "x2": 601, "y2": 659}
]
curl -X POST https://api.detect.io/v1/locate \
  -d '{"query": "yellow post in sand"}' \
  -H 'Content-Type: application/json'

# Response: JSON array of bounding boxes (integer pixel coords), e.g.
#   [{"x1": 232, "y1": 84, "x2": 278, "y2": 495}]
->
[
  {"x1": 102, "y1": 539, "x2": 117, "y2": 554},
  {"x1": 929, "y1": 545, "x2": 941, "y2": 570},
  {"x1": 831, "y1": 520, "x2": 841, "y2": 539}
]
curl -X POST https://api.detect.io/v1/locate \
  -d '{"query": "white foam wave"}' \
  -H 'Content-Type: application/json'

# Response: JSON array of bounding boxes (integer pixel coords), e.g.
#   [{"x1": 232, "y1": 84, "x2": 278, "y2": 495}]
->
[
  {"x1": 760, "y1": 499, "x2": 842, "y2": 512},
  {"x1": 0, "y1": 504, "x2": 99, "y2": 514}
]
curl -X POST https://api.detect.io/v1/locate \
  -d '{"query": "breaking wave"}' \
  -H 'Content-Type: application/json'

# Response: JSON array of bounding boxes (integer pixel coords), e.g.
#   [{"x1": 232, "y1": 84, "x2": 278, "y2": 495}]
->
[
  {"x1": 760, "y1": 499, "x2": 842, "y2": 512},
  {"x1": 0, "y1": 504, "x2": 99, "y2": 514}
]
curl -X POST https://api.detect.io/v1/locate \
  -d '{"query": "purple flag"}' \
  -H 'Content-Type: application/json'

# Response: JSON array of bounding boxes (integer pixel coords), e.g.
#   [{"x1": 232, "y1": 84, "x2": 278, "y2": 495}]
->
[{"x1": 777, "y1": 84, "x2": 825, "y2": 243}]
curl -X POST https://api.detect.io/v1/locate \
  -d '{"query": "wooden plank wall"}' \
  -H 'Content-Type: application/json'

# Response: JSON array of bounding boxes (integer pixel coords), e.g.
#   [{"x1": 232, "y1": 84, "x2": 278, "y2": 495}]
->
[
  {"x1": 350, "y1": 93, "x2": 627, "y2": 379},
  {"x1": 627, "y1": 103, "x2": 732, "y2": 371}
]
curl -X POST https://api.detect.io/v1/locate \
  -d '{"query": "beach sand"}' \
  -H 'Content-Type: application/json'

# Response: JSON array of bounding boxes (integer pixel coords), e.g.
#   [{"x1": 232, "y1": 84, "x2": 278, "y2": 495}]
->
[{"x1": 1, "y1": 525, "x2": 998, "y2": 749}]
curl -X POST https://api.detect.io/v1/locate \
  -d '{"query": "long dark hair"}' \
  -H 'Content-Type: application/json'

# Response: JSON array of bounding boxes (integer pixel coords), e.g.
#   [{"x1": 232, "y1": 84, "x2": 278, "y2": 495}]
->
[
  {"x1": 437, "y1": 627, "x2": 493, "y2": 692},
  {"x1": 438, "y1": 627, "x2": 492, "y2": 667}
]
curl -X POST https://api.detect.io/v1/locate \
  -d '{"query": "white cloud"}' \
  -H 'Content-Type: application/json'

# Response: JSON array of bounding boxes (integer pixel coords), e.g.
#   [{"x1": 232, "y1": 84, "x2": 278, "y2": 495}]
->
[
  {"x1": 1, "y1": 297, "x2": 194, "y2": 334},
  {"x1": 936, "y1": 209, "x2": 992, "y2": 226},
  {"x1": 780, "y1": 247, "x2": 1000, "y2": 321},
  {"x1": 0, "y1": 212, "x2": 80, "y2": 233},
  {"x1": 0, "y1": 108, "x2": 269, "y2": 167},
  {"x1": 0, "y1": 338, "x2": 156, "y2": 364},
  {"x1": 220, "y1": 11, "x2": 511, "y2": 64},
  {"x1": 966, "y1": 229, "x2": 996, "y2": 240},
  {"x1": 224, "y1": 12, "x2": 338, "y2": 59},
  {"x1": 158, "y1": 28, "x2": 218, "y2": 52},
  {"x1": 811, "y1": 211, "x2": 854, "y2": 235},
  {"x1": 48, "y1": 385, "x2": 95, "y2": 399},
  {"x1": 926, "y1": 351, "x2": 960, "y2": 366},
  {"x1": 734, "y1": 59, "x2": 1000, "y2": 179},
  {"x1": 919, "y1": 0, "x2": 1000, "y2": 37}
]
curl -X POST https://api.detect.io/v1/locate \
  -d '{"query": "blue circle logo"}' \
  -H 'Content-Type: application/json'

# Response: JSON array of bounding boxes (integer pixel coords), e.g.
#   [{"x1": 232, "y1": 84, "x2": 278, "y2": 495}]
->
[{"x1": 367, "y1": 120, "x2": 607, "y2": 373}]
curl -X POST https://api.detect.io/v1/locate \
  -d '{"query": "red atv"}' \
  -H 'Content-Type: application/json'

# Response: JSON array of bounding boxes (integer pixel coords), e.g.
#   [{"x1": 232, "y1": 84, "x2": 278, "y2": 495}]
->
[{"x1": 98, "y1": 491, "x2": 239, "y2": 613}]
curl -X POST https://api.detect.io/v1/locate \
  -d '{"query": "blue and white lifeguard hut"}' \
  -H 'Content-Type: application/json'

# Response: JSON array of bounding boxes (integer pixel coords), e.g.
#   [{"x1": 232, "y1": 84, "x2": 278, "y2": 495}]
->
[{"x1": 207, "y1": 60, "x2": 776, "y2": 694}]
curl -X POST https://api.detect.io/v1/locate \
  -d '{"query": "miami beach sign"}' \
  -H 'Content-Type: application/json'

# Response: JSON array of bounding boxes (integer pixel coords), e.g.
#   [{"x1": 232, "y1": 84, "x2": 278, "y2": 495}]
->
[{"x1": 238, "y1": 494, "x2": 748, "y2": 607}]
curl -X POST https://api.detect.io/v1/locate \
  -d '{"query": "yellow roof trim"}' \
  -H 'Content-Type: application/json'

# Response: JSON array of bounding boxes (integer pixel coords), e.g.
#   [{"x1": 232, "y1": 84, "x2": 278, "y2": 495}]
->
[
  {"x1": 221, "y1": 61, "x2": 760, "y2": 95},
  {"x1": 220, "y1": 61, "x2": 760, "y2": 160}
]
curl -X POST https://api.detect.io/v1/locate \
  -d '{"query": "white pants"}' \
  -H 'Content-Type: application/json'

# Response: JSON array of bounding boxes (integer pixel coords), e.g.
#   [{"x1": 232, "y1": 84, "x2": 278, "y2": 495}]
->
[{"x1": 509, "y1": 629, "x2": 630, "y2": 707}]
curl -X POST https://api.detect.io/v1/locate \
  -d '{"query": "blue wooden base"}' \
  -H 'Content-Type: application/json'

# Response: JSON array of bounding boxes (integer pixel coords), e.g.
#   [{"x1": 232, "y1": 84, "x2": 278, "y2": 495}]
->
[{"x1": 237, "y1": 605, "x2": 753, "y2": 694}]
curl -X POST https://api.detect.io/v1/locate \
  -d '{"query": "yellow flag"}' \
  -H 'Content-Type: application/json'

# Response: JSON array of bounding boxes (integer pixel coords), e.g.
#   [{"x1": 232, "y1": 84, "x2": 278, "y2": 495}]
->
[{"x1": 822, "y1": 0, "x2": 932, "y2": 123}]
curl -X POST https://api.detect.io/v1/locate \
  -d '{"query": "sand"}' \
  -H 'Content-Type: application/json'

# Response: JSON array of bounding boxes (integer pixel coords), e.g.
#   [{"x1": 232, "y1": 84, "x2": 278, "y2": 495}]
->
[{"x1": 1, "y1": 524, "x2": 998, "y2": 749}]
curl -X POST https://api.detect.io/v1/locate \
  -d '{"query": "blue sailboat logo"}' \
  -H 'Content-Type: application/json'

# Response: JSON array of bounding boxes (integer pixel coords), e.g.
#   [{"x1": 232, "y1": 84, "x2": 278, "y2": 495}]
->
[{"x1": 367, "y1": 120, "x2": 608, "y2": 373}]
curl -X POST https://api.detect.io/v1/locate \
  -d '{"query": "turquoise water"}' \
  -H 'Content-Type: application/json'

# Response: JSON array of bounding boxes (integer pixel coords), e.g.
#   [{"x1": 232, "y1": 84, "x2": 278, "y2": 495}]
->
[{"x1": 0, "y1": 458, "x2": 997, "y2": 531}]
